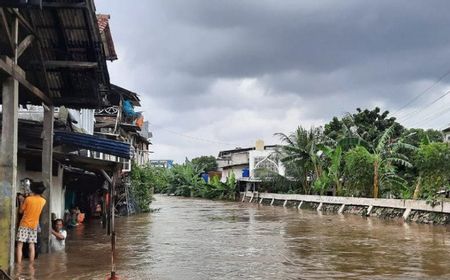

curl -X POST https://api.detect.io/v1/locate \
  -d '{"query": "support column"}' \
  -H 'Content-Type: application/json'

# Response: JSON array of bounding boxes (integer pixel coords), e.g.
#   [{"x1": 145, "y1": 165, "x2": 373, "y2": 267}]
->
[
  {"x1": 109, "y1": 167, "x2": 120, "y2": 280},
  {"x1": 283, "y1": 200, "x2": 288, "y2": 207},
  {"x1": 366, "y1": 205, "x2": 373, "y2": 216},
  {"x1": 249, "y1": 192, "x2": 254, "y2": 203},
  {"x1": 241, "y1": 192, "x2": 246, "y2": 202},
  {"x1": 297, "y1": 201, "x2": 303, "y2": 209},
  {"x1": 0, "y1": 12, "x2": 19, "y2": 274},
  {"x1": 40, "y1": 105, "x2": 54, "y2": 253},
  {"x1": 338, "y1": 204, "x2": 346, "y2": 214},
  {"x1": 259, "y1": 198, "x2": 263, "y2": 204},
  {"x1": 0, "y1": 76, "x2": 19, "y2": 273},
  {"x1": 317, "y1": 202, "x2": 323, "y2": 211},
  {"x1": 270, "y1": 198, "x2": 274, "y2": 206},
  {"x1": 402, "y1": 208, "x2": 412, "y2": 221}
]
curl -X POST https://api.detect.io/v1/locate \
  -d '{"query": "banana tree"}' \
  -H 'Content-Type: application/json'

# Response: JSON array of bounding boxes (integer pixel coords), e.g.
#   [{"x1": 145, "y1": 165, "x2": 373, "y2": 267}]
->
[
  {"x1": 342, "y1": 125, "x2": 416, "y2": 198},
  {"x1": 318, "y1": 144, "x2": 343, "y2": 195}
]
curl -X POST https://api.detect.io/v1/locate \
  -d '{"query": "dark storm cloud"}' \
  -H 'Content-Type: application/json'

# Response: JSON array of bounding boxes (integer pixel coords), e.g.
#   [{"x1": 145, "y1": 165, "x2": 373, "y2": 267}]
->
[{"x1": 96, "y1": 0, "x2": 450, "y2": 161}]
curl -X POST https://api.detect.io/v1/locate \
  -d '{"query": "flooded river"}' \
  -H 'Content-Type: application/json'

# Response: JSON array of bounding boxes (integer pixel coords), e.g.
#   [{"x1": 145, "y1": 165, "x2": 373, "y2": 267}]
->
[{"x1": 16, "y1": 195, "x2": 450, "y2": 279}]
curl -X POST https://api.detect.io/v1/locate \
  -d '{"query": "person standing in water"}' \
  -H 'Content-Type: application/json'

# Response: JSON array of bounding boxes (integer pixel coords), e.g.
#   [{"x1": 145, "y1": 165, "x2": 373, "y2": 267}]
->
[
  {"x1": 16, "y1": 182, "x2": 46, "y2": 263},
  {"x1": 50, "y1": 219, "x2": 67, "y2": 251}
]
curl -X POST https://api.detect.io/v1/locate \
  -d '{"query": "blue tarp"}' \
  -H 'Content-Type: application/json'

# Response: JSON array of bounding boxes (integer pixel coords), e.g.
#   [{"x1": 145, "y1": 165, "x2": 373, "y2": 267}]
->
[{"x1": 54, "y1": 131, "x2": 131, "y2": 159}]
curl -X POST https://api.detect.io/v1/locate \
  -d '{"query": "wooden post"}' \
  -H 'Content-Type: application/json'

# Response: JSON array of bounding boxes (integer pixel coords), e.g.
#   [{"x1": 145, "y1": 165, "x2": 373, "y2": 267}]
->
[
  {"x1": 0, "y1": 13, "x2": 19, "y2": 274},
  {"x1": 40, "y1": 105, "x2": 54, "y2": 254},
  {"x1": 0, "y1": 76, "x2": 19, "y2": 273},
  {"x1": 110, "y1": 167, "x2": 120, "y2": 280}
]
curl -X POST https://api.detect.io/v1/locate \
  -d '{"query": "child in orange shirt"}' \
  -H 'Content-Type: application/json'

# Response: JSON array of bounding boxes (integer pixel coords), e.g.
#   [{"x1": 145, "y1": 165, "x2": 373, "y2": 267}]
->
[{"x1": 16, "y1": 182, "x2": 46, "y2": 263}]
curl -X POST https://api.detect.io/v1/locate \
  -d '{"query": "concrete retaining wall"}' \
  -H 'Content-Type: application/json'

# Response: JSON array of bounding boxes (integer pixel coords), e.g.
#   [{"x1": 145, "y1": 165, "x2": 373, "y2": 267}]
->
[{"x1": 242, "y1": 191, "x2": 450, "y2": 224}]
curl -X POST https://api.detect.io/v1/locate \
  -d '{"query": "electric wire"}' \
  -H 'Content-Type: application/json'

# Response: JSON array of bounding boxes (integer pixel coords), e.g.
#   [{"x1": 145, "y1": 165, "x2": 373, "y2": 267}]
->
[
  {"x1": 150, "y1": 124, "x2": 242, "y2": 147},
  {"x1": 397, "y1": 90, "x2": 450, "y2": 123},
  {"x1": 393, "y1": 69, "x2": 450, "y2": 117},
  {"x1": 413, "y1": 106, "x2": 450, "y2": 128}
]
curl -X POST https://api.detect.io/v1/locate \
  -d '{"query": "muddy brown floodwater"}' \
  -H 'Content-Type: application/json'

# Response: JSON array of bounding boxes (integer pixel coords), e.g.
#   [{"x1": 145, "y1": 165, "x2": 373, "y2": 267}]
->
[{"x1": 15, "y1": 194, "x2": 450, "y2": 280}]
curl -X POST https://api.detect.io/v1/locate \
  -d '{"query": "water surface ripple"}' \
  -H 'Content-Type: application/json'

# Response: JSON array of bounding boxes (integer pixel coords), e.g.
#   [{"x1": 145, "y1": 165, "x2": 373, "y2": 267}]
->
[{"x1": 18, "y1": 195, "x2": 450, "y2": 279}]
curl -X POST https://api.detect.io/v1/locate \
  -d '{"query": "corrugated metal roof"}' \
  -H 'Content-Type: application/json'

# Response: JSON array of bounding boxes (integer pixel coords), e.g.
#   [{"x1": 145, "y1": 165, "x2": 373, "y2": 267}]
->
[
  {"x1": 54, "y1": 130, "x2": 131, "y2": 159},
  {"x1": 0, "y1": 0, "x2": 112, "y2": 109}
]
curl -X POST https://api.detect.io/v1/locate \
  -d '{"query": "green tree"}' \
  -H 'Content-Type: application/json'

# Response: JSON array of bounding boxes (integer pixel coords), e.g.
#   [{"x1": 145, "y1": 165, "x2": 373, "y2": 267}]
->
[
  {"x1": 325, "y1": 107, "x2": 404, "y2": 143},
  {"x1": 344, "y1": 125, "x2": 416, "y2": 198},
  {"x1": 343, "y1": 146, "x2": 375, "y2": 197},
  {"x1": 276, "y1": 126, "x2": 325, "y2": 194},
  {"x1": 191, "y1": 155, "x2": 218, "y2": 172},
  {"x1": 414, "y1": 142, "x2": 450, "y2": 202},
  {"x1": 317, "y1": 144, "x2": 344, "y2": 195},
  {"x1": 167, "y1": 161, "x2": 206, "y2": 197}
]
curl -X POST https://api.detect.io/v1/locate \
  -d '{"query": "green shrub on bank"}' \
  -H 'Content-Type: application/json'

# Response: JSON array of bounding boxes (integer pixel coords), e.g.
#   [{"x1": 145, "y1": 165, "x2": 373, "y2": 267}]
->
[
  {"x1": 136, "y1": 159, "x2": 237, "y2": 201},
  {"x1": 415, "y1": 143, "x2": 450, "y2": 202},
  {"x1": 343, "y1": 146, "x2": 375, "y2": 197},
  {"x1": 130, "y1": 163, "x2": 155, "y2": 212}
]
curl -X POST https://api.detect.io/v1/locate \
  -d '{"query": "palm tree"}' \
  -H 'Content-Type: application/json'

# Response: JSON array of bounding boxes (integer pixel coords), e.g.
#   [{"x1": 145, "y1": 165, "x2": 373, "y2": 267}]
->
[{"x1": 275, "y1": 126, "x2": 324, "y2": 194}]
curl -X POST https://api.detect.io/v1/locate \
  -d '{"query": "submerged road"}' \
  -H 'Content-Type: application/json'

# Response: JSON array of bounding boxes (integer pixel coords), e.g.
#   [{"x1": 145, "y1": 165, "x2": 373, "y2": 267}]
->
[{"x1": 16, "y1": 194, "x2": 450, "y2": 279}]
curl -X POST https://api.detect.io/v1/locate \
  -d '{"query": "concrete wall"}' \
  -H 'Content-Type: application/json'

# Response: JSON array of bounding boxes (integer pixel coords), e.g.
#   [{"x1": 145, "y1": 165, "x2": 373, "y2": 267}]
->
[
  {"x1": 17, "y1": 159, "x2": 65, "y2": 219},
  {"x1": 244, "y1": 192, "x2": 450, "y2": 216}
]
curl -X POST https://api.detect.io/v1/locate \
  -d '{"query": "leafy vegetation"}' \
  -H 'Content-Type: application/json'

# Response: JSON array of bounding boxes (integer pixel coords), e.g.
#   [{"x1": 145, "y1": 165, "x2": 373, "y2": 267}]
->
[
  {"x1": 414, "y1": 143, "x2": 450, "y2": 203},
  {"x1": 132, "y1": 159, "x2": 237, "y2": 201},
  {"x1": 276, "y1": 107, "x2": 446, "y2": 201},
  {"x1": 130, "y1": 163, "x2": 157, "y2": 212},
  {"x1": 191, "y1": 155, "x2": 218, "y2": 172}
]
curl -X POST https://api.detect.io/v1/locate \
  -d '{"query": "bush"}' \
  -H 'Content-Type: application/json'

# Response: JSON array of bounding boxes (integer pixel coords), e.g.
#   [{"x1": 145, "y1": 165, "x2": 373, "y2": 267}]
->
[
  {"x1": 415, "y1": 143, "x2": 450, "y2": 202},
  {"x1": 343, "y1": 146, "x2": 375, "y2": 197},
  {"x1": 130, "y1": 164, "x2": 155, "y2": 212}
]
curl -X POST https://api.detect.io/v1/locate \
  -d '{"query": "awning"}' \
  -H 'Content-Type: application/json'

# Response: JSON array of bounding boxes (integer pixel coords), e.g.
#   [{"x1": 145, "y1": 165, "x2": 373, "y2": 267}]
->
[{"x1": 54, "y1": 131, "x2": 131, "y2": 159}]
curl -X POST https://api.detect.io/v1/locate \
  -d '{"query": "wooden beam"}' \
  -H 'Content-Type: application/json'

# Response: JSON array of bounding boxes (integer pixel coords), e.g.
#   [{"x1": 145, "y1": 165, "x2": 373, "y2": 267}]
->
[
  {"x1": 26, "y1": 9, "x2": 51, "y2": 97},
  {"x1": 0, "y1": 8, "x2": 14, "y2": 54},
  {"x1": 7, "y1": 8, "x2": 34, "y2": 36},
  {"x1": 43, "y1": 60, "x2": 98, "y2": 69},
  {"x1": 101, "y1": 169, "x2": 112, "y2": 184},
  {"x1": 41, "y1": 2, "x2": 87, "y2": 9},
  {"x1": 0, "y1": 56, "x2": 52, "y2": 105},
  {"x1": 16, "y1": 34, "x2": 34, "y2": 58},
  {"x1": 40, "y1": 104, "x2": 54, "y2": 254}
]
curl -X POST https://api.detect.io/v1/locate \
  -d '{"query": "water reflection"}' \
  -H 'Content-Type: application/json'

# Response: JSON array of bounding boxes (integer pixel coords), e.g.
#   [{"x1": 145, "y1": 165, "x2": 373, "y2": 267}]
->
[{"x1": 15, "y1": 195, "x2": 450, "y2": 279}]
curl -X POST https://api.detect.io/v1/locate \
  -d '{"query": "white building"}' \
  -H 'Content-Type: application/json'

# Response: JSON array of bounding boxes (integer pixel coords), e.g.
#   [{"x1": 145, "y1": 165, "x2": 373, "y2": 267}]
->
[{"x1": 217, "y1": 140, "x2": 285, "y2": 182}]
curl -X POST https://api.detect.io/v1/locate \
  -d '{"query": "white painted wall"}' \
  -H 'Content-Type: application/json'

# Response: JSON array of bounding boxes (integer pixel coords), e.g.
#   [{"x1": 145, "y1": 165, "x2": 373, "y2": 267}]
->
[
  {"x1": 17, "y1": 159, "x2": 65, "y2": 219},
  {"x1": 217, "y1": 152, "x2": 249, "y2": 169},
  {"x1": 221, "y1": 165, "x2": 247, "y2": 182}
]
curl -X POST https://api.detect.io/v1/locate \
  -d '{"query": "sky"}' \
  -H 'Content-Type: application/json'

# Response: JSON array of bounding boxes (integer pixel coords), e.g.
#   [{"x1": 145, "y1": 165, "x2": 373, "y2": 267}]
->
[{"x1": 96, "y1": 0, "x2": 450, "y2": 163}]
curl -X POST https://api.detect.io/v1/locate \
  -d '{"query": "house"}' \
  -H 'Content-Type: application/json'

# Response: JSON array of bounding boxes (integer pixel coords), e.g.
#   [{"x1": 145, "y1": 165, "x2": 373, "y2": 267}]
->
[
  {"x1": 0, "y1": 2, "x2": 135, "y2": 276},
  {"x1": 217, "y1": 140, "x2": 285, "y2": 188},
  {"x1": 443, "y1": 127, "x2": 450, "y2": 142}
]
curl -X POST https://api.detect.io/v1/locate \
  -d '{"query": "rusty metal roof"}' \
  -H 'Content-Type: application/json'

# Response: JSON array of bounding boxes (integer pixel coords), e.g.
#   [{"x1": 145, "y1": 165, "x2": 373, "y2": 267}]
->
[
  {"x1": 0, "y1": 0, "x2": 112, "y2": 109},
  {"x1": 97, "y1": 13, "x2": 117, "y2": 61}
]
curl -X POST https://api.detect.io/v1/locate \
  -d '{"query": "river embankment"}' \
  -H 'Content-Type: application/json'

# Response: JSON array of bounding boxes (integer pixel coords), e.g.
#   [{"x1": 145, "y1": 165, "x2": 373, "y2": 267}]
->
[{"x1": 243, "y1": 191, "x2": 450, "y2": 224}]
